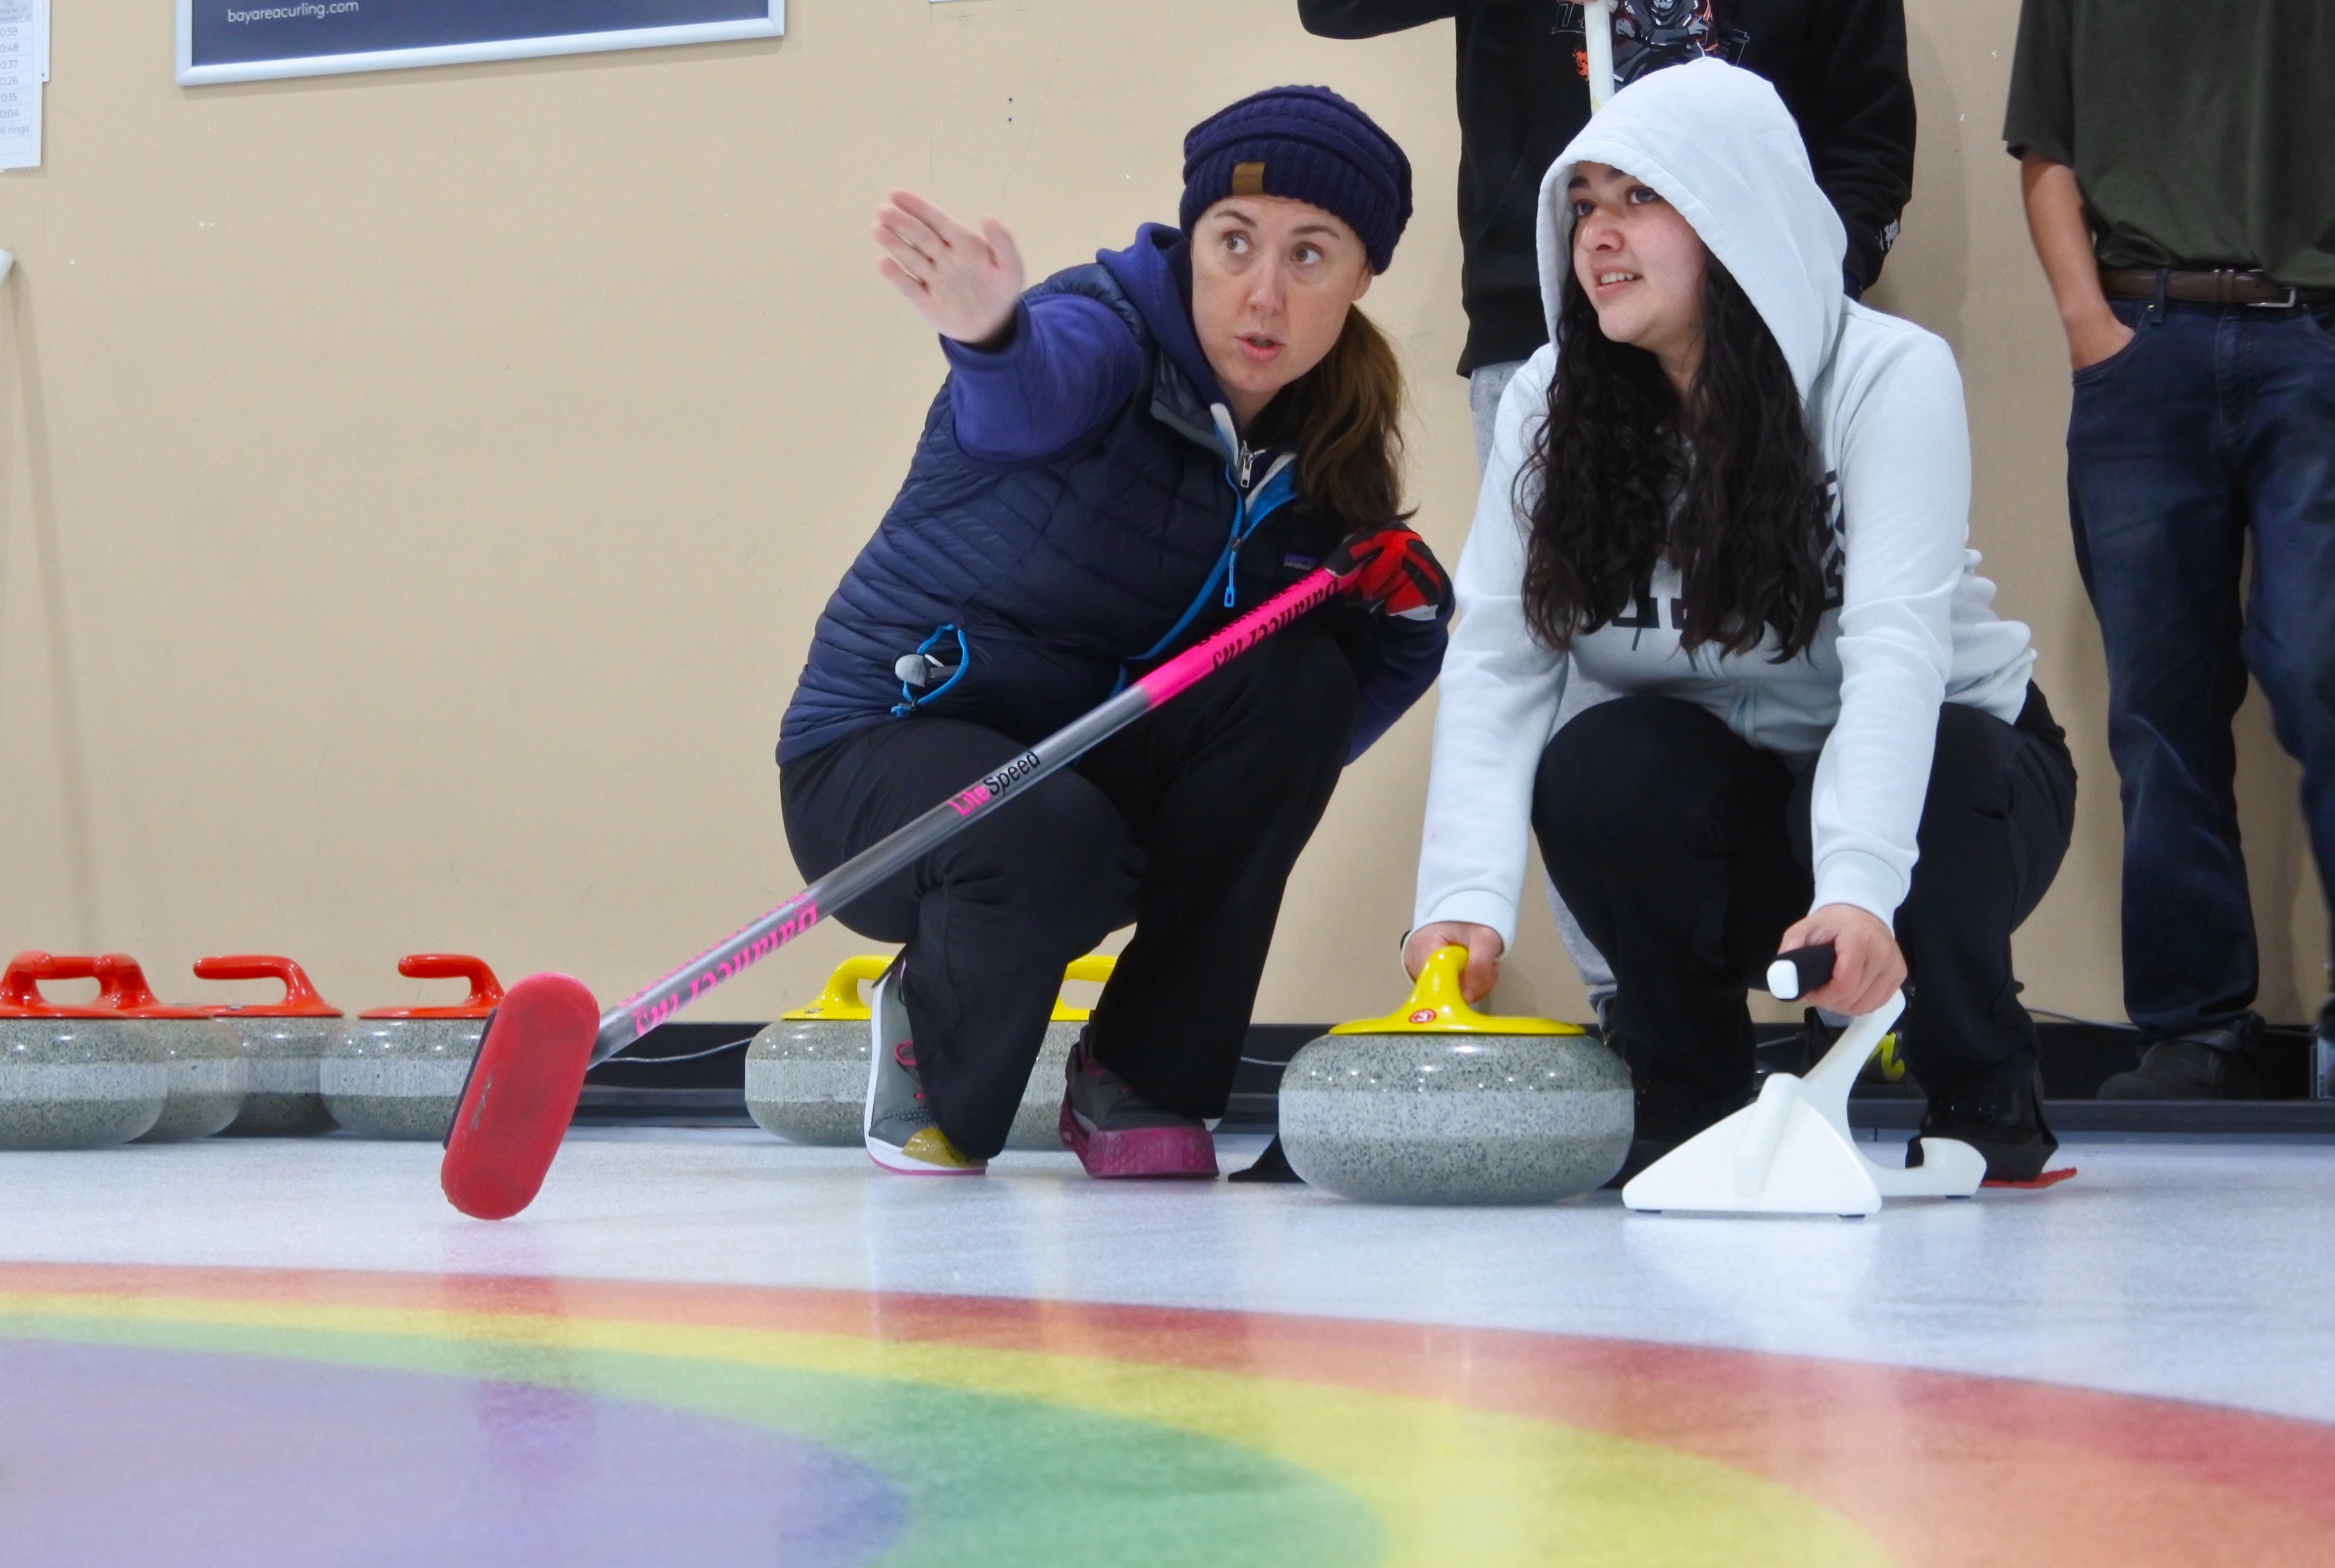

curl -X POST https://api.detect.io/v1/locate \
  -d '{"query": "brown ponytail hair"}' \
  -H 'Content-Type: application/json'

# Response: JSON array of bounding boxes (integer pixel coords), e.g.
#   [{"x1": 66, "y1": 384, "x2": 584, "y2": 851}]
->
[{"x1": 1250, "y1": 304, "x2": 1413, "y2": 528}]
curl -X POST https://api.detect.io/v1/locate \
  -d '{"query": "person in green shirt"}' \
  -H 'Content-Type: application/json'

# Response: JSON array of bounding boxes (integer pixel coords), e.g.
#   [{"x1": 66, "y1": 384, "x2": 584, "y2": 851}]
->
[{"x1": 2004, "y1": 0, "x2": 2335, "y2": 1099}]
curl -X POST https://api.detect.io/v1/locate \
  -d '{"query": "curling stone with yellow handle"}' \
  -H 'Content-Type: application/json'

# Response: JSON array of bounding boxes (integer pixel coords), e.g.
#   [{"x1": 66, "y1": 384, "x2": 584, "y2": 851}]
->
[
  {"x1": 746, "y1": 954, "x2": 1121, "y2": 1147},
  {"x1": 1278, "y1": 947, "x2": 1633, "y2": 1204},
  {"x1": 1006, "y1": 953, "x2": 1115, "y2": 1150},
  {"x1": 92, "y1": 954, "x2": 251, "y2": 1144},
  {"x1": 744, "y1": 956, "x2": 893, "y2": 1146}
]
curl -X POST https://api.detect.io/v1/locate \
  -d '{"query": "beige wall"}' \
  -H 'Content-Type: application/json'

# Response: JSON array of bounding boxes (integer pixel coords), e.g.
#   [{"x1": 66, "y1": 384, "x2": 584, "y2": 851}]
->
[{"x1": 1, "y1": 0, "x2": 2322, "y2": 1024}]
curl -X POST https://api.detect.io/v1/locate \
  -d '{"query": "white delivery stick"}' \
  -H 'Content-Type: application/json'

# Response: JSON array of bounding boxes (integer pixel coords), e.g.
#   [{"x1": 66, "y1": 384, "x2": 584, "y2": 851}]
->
[{"x1": 1584, "y1": 0, "x2": 1616, "y2": 112}]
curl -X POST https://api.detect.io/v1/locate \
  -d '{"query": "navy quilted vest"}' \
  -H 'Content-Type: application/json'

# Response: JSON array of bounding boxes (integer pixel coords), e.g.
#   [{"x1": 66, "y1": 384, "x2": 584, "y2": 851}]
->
[{"x1": 778, "y1": 257, "x2": 1344, "y2": 762}]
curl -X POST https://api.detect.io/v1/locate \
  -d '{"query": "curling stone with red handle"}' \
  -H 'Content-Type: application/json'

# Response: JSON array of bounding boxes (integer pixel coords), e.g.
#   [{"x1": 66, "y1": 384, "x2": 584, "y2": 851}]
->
[
  {"x1": 0, "y1": 952, "x2": 167, "y2": 1149},
  {"x1": 92, "y1": 954, "x2": 251, "y2": 1144},
  {"x1": 193, "y1": 954, "x2": 344, "y2": 1136},
  {"x1": 324, "y1": 954, "x2": 502, "y2": 1140}
]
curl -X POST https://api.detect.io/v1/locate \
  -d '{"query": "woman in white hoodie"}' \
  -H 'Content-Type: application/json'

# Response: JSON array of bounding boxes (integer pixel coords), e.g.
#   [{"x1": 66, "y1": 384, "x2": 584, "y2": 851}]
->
[{"x1": 1408, "y1": 60, "x2": 2076, "y2": 1184}]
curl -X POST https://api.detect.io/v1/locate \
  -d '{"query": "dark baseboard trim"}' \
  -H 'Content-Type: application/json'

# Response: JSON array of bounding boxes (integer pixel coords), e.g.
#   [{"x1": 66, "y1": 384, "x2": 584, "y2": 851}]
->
[
  {"x1": 577, "y1": 1020, "x2": 2334, "y2": 1135},
  {"x1": 574, "y1": 1085, "x2": 756, "y2": 1125},
  {"x1": 1845, "y1": 1098, "x2": 2335, "y2": 1136}
]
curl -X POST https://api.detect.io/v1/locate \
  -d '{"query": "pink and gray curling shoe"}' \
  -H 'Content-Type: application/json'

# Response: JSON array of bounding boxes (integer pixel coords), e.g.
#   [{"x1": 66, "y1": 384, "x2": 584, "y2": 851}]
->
[{"x1": 1058, "y1": 1034, "x2": 1217, "y2": 1179}]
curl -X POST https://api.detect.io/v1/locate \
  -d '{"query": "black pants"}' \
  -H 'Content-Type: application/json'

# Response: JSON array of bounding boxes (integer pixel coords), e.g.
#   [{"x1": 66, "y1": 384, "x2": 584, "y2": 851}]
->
[
  {"x1": 1534, "y1": 691, "x2": 2076, "y2": 1134},
  {"x1": 780, "y1": 620, "x2": 1357, "y2": 1158}
]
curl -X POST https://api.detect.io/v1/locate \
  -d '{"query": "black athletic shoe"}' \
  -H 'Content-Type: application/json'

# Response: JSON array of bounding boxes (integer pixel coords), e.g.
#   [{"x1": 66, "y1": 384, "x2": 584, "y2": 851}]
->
[
  {"x1": 1602, "y1": 1136, "x2": 1685, "y2": 1189},
  {"x1": 1909, "y1": 1053, "x2": 2056, "y2": 1183},
  {"x1": 2097, "y1": 1017, "x2": 2263, "y2": 1101},
  {"x1": 1227, "y1": 1135, "x2": 1305, "y2": 1184},
  {"x1": 1599, "y1": 1052, "x2": 1752, "y2": 1188},
  {"x1": 2315, "y1": 996, "x2": 2334, "y2": 1098}
]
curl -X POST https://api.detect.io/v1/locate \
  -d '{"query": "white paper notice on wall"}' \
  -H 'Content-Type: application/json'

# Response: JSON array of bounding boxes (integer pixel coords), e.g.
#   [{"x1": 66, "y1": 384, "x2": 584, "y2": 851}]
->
[{"x1": 0, "y1": 0, "x2": 42, "y2": 171}]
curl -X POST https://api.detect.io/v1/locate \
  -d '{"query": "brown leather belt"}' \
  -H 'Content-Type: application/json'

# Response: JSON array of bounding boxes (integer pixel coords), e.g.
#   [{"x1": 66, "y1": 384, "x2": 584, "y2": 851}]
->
[{"x1": 2100, "y1": 268, "x2": 2335, "y2": 308}]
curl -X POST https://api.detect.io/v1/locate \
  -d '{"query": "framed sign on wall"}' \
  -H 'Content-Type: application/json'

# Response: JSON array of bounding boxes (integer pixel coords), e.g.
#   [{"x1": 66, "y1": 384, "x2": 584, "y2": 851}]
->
[{"x1": 176, "y1": 0, "x2": 783, "y2": 86}]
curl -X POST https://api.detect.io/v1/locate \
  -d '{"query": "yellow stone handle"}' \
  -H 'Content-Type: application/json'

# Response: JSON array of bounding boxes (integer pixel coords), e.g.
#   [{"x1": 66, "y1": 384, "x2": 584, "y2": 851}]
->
[
  {"x1": 1062, "y1": 954, "x2": 1117, "y2": 985},
  {"x1": 783, "y1": 952, "x2": 1119, "y2": 1022},
  {"x1": 1330, "y1": 944, "x2": 1582, "y2": 1036},
  {"x1": 783, "y1": 954, "x2": 894, "y2": 1020},
  {"x1": 1052, "y1": 953, "x2": 1118, "y2": 1022},
  {"x1": 1413, "y1": 944, "x2": 1472, "y2": 1013}
]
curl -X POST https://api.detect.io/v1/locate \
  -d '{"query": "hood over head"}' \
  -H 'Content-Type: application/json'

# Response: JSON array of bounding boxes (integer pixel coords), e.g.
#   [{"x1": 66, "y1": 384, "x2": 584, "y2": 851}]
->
[
  {"x1": 1537, "y1": 57, "x2": 1846, "y2": 402},
  {"x1": 1098, "y1": 222, "x2": 1229, "y2": 407}
]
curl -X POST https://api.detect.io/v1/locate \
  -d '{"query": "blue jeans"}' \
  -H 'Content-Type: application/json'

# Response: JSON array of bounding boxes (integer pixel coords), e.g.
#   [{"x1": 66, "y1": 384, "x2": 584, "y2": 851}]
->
[{"x1": 2068, "y1": 297, "x2": 2335, "y2": 1038}]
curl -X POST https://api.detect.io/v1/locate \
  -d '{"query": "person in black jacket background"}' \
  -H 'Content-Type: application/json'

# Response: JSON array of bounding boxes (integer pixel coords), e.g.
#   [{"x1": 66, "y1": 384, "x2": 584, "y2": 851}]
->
[
  {"x1": 1300, "y1": 0, "x2": 1914, "y2": 414},
  {"x1": 1299, "y1": 0, "x2": 1914, "y2": 1033}
]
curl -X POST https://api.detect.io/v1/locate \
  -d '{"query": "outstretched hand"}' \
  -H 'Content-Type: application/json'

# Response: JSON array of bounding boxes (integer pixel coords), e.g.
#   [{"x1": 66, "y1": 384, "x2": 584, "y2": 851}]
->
[
  {"x1": 1777, "y1": 903, "x2": 1905, "y2": 1017},
  {"x1": 872, "y1": 189, "x2": 1026, "y2": 347}
]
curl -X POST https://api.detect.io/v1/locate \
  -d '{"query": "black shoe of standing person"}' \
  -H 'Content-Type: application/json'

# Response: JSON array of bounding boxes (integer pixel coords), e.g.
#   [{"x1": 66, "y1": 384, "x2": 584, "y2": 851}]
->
[
  {"x1": 1909, "y1": 1051, "x2": 2056, "y2": 1184},
  {"x1": 1600, "y1": 1052, "x2": 1752, "y2": 1189},
  {"x1": 2096, "y1": 1016, "x2": 2264, "y2": 1100},
  {"x1": 2316, "y1": 995, "x2": 2335, "y2": 1098},
  {"x1": 1228, "y1": 1135, "x2": 1305, "y2": 1184}
]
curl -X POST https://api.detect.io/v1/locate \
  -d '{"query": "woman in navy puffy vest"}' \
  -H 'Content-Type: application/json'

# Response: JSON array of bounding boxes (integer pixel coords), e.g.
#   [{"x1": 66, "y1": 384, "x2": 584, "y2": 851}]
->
[{"x1": 779, "y1": 87, "x2": 1451, "y2": 1178}]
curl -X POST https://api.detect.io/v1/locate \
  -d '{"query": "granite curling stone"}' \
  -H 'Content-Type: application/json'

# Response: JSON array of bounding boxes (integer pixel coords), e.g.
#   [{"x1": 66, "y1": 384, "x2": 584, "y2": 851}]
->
[
  {"x1": 744, "y1": 955, "x2": 892, "y2": 1146},
  {"x1": 322, "y1": 953, "x2": 501, "y2": 1140},
  {"x1": 95, "y1": 954, "x2": 250, "y2": 1144},
  {"x1": 1278, "y1": 946, "x2": 1633, "y2": 1205},
  {"x1": 194, "y1": 954, "x2": 344, "y2": 1136},
  {"x1": 744, "y1": 953, "x2": 1118, "y2": 1148},
  {"x1": 1006, "y1": 953, "x2": 1114, "y2": 1151},
  {"x1": 0, "y1": 951, "x2": 167, "y2": 1149}
]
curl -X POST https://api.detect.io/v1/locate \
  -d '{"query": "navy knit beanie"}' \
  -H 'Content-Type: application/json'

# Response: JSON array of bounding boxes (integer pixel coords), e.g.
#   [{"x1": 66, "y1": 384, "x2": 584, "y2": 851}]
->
[{"x1": 1179, "y1": 86, "x2": 1413, "y2": 274}]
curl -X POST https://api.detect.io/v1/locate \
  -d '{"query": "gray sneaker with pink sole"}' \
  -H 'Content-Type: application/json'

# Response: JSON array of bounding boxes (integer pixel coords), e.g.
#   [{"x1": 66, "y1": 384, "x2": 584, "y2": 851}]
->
[{"x1": 1057, "y1": 1032, "x2": 1217, "y2": 1179}]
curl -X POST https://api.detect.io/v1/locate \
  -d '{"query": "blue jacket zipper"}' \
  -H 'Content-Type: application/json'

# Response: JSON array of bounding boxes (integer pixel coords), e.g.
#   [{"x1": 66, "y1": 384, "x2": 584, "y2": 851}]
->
[{"x1": 1111, "y1": 411, "x2": 1298, "y2": 689}]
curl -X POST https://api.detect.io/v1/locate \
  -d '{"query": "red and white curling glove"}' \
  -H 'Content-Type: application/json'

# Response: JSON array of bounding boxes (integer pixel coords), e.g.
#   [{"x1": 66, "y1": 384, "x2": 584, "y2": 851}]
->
[{"x1": 1325, "y1": 526, "x2": 1453, "y2": 623}]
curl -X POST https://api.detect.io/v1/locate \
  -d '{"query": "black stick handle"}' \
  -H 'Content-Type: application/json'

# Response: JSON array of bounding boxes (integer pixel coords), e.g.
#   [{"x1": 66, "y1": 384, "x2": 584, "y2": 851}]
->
[{"x1": 1766, "y1": 943, "x2": 1836, "y2": 1001}]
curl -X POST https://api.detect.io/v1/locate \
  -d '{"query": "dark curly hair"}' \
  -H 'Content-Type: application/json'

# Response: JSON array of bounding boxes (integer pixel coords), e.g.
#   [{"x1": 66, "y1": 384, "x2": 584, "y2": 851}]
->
[{"x1": 1518, "y1": 251, "x2": 1832, "y2": 661}]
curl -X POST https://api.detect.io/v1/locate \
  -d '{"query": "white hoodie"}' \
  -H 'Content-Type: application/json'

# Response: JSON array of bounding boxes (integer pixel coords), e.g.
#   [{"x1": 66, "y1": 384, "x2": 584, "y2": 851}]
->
[{"x1": 1413, "y1": 58, "x2": 2034, "y2": 945}]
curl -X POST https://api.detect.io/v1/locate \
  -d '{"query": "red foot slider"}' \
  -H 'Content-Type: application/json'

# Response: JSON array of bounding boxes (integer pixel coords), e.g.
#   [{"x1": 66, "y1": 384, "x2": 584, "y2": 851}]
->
[{"x1": 1984, "y1": 1167, "x2": 2079, "y2": 1190}]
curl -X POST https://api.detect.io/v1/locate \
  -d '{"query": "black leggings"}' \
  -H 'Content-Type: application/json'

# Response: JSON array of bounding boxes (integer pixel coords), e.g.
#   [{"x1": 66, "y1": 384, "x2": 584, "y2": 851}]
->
[
  {"x1": 780, "y1": 619, "x2": 1357, "y2": 1158},
  {"x1": 1534, "y1": 690, "x2": 2076, "y2": 1134}
]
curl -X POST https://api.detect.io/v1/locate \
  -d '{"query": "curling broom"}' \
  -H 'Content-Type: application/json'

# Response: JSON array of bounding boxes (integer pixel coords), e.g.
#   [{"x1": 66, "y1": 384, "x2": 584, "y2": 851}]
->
[{"x1": 439, "y1": 567, "x2": 1344, "y2": 1219}]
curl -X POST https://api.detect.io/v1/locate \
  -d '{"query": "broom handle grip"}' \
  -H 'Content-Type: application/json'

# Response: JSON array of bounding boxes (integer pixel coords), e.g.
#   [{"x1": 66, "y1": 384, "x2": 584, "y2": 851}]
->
[
  {"x1": 1765, "y1": 943, "x2": 1837, "y2": 1002},
  {"x1": 1584, "y1": 0, "x2": 1616, "y2": 111},
  {"x1": 588, "y1": 568, "x2": 1342, "y2": 1063}
]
